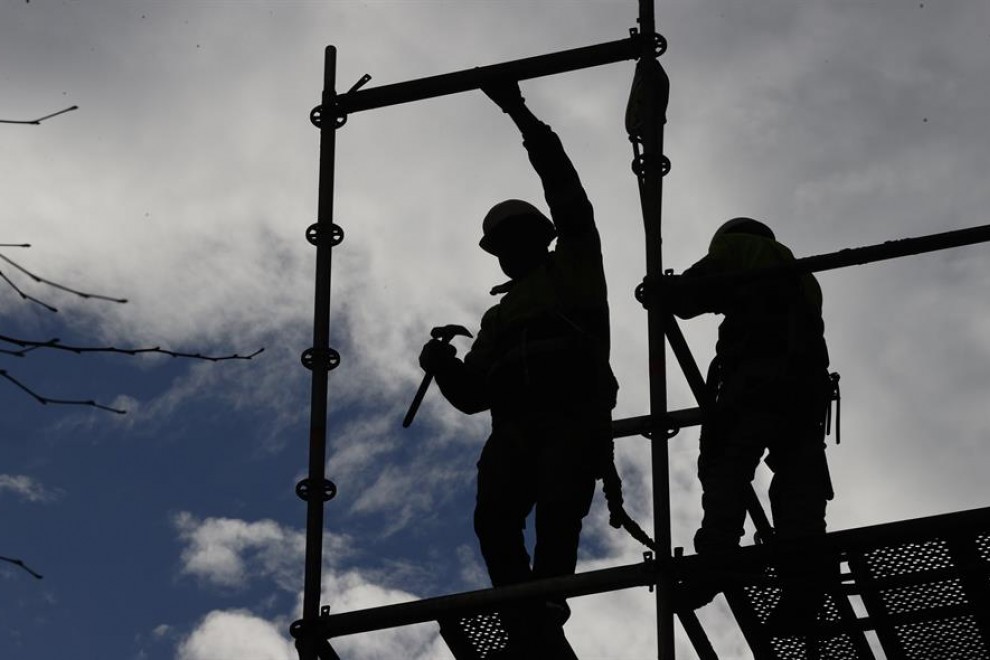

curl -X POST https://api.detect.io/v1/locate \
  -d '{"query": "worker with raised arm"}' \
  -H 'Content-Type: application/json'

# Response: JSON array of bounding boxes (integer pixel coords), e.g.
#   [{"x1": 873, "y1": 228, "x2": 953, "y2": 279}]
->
[
  {"x1": 418, "y1": 81, "x2": 617, "y2": 657},
  {"x1": 668, "y1": 217, "x2": 835, "y2": 626}
]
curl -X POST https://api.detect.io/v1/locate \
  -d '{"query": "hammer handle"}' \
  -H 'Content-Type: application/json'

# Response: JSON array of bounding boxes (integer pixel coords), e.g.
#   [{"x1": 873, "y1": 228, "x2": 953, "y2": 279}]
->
[{"x1": 402, "y1": 372, "x2": 434, "y2": 428}]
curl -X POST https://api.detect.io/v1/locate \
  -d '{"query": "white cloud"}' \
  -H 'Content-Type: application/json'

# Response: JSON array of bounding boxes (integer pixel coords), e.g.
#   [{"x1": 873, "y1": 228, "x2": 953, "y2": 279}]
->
[
  {"x1": 0, "y1": 474, "x2": 60, "y2": 502},
  {"x1": 176, "y1": 610, "x2": 295, "y2": 660},
  {"x1": 173, "y1": 512, "x2": 321, "y2": 591},
  {"x1": 318, "y1": 571, "x2": 450, "y2": 660},
  {"x1": 172, "y1": 520, "x2": 455, "y2": 660}
]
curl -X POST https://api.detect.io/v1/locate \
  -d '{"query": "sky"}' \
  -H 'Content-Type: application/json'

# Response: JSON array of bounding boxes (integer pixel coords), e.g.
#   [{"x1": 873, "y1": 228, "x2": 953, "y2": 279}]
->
[{"x1": 2, "y1": 1, "x2": 989, "y2": 659}]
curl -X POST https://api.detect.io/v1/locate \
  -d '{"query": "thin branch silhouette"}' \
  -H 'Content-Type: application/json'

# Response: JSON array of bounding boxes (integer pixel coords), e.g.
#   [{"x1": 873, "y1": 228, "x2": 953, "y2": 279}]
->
[
  {"x1": 1, "y1": 369, "x2": 126, "y2": 413},
  {"x1": 0, "y1": 252, "x2": 128, "y2": 312},
  {"x1": 0, "y1": 334, "x2": 264, "y2": 361},
  {"x1": 0, "y1": 268, "x2": 57, "y2": 312},
  {"x1": 0, "y1": 105, "x2": 78, "y2": 125},
  {"x1": 0, "y1": 555, "x2": 43, "y2": 579},
  {"x1": 0, "y1": 241, "x2": 263, "y2": 412},
  {"x1": 0, "y1": 340, "x2": 264, "y2": 412}
]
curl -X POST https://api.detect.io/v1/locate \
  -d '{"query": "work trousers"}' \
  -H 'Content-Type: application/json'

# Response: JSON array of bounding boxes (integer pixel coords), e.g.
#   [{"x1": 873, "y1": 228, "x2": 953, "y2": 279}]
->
[
  {"x1": 694, "y1": 363, "x2": 833, "y2": 556},
  {"x1": 474, "y1": 410, "x2": 604, "y2": 589}
]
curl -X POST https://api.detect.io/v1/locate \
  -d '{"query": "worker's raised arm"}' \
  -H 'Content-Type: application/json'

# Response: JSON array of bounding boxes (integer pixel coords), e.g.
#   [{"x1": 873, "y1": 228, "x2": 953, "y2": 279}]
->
[{"x1": 483, "y1": 82, "x2": 595, "y2": 240}]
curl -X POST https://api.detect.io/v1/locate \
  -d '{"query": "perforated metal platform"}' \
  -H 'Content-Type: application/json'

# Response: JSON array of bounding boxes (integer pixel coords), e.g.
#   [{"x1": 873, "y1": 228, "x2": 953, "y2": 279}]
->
[
  {"x1": 720, "y1": 506, "x2": 990, "y2": 659},
  {"x1": 437, "y1": 610, "x2": 578, "y2": 660},
  {"x1": 438, "y1": 612, "x2": 511, "y2": 659}
]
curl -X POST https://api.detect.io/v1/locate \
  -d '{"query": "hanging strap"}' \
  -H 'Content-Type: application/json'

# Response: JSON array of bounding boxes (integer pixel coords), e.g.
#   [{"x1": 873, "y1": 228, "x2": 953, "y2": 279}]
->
[{"x1": 600, "y1": 441, "x2": 657, "y2": 552}]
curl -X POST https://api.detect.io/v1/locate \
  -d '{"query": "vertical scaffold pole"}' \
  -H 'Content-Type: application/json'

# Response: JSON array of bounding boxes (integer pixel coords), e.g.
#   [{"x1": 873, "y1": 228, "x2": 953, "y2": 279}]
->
[
  {"x1": 293, "y1": 45, "x2": 341, "y2": 660},
  {"x1": 634, "y1": 1, "x2": 674, "y2": 658}
]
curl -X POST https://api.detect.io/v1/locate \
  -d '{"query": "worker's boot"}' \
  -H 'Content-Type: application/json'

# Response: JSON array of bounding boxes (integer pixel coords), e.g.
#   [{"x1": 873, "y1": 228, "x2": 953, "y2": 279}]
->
[
  {"x1": 496, "y1": 602, "x2": 542, "y2": 659},
  {"x1": 538, "y1": 600, "x2": 577, "y2": 660},
  {"x1": 764, "y1": 541, "x2": 836, "y2": 635},
  {"x1": 498, "y1": 600, "x2": 577, "y2": 660},
  {"x1": 678, "y1": 535, "x2": 736, "y2": 611}
]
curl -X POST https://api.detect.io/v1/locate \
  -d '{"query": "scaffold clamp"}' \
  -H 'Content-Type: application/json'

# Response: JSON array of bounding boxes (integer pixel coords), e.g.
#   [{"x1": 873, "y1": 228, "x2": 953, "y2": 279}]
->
[
  {"x1": 643, "y1": 551, "x2": 657, "y2": 592},
  {"x1": 301, "y1": 347, "x2": 341, "y2": 371},
  {"x1": 310, "y1": 100, "x2": 348, "y2": 130},
  {"x1": 628, "y1": 27, "x2": 667, "y2": 58},
  {"x1": 296, "y1": 478, "x2": 337, "y2": 503},
  {"x1": 290, "y1": 613, "x2": 341, "y2": 660},
  {"x1": 631, "y1": 151, "x2": 671, "y2": 178},
  {"x1": 306, "y1": 222, "x2": 345, "y2": 248}
]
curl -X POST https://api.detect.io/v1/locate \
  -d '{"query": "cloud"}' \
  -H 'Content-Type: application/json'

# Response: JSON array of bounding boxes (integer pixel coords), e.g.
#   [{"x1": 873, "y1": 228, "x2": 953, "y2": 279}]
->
[
  {"x1": 176, "y1": 610, "x2": 295, "y2": 660},
  {"x1": 0, "y1": 474, "x2": 60, "y2": 502},
  {"x1": 173, "y1": 512, "x2": 327, "y2": 591},
  {"x1": 171, "y1": 508, "x2": 454, "y2": 660},
  {"x1": 175, "y1": 571, "x2": 453, "y2": 660}
]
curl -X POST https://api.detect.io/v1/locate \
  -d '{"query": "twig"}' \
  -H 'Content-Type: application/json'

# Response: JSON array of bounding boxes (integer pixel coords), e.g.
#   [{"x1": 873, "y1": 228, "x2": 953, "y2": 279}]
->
[
  {"x1": 0, "y1": 555, "x2": 43, "y2": 579},
  {"x1": 0, "y1": 105, "x2": 78, "y2": 125},
  {"x1": 0, "y1": 335, "x2": 264, "y2": 361},
  {"x1": 1, "y1": 369, "x2": 126, "y2": 413},
  {"x1": 0, "y1": 268, "x2": 58, "y2": 312},
  {"x1": 0, "y1": 253, "x2": 128, "y2": 311},
  {"x1": 0, "y1": 344, "x2": 263, "y2": 412}
]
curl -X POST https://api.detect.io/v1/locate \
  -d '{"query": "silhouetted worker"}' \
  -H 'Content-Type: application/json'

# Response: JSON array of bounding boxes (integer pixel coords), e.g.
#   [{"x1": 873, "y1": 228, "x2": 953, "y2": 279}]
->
[
  {"x1": 669, "y1": 218, "x2": 834, "y2": 624},
  {"x1": 419, "y1": 81, "x2": 616, "y2": 656}
]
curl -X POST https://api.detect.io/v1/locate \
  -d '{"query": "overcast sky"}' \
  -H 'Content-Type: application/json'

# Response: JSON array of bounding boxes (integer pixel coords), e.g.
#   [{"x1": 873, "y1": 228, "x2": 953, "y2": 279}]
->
[{"x1": 2, "y1": 1, "x2": 990, "y2": 659}]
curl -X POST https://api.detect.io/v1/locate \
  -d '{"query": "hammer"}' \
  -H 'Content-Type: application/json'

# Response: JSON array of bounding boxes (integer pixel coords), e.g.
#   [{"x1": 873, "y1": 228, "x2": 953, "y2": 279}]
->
[{"x1": 402, "y1": 324, "x2": 473, "y2": 428}]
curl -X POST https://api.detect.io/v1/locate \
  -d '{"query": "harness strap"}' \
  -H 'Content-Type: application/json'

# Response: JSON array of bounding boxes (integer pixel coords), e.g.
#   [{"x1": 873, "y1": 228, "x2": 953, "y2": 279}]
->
[{"x1": 601, "y1": 442, "x2": 657, "y2": 552}]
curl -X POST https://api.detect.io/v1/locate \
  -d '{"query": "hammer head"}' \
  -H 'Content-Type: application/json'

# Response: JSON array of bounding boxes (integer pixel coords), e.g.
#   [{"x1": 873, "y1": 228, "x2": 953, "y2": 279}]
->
[{"x1": 430, "y1": 324, "x2": 473, "y2": 342}]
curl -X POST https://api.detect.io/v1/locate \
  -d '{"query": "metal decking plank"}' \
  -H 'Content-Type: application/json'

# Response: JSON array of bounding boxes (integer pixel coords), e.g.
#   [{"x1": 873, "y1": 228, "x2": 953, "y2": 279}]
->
[{"x1": 846, "y1": 548, "x2": 904, "y2": 657}]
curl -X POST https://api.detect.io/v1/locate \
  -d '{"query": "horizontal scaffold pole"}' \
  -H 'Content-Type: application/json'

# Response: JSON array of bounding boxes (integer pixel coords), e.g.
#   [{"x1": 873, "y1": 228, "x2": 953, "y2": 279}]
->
[
  {"x1": 319, "y1": 560, "x2": 657, "y2": 638},
  {"x1": 336, "y1": 36, "x2": 640, "y2": 114},
  {"x1": 612, "y1": 408, "x2": 702, "y2": 439},
  {"x1": 798, "y1": 222, "x2": 990, "y2": 275},
  {"x1": 678, "y1": 223, "x2": 990, "y2": 292}
]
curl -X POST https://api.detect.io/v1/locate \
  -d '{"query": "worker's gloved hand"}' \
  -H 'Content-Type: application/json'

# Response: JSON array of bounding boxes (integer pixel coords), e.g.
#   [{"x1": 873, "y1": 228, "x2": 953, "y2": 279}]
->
[
  {"x1": 482, "y1": 80, "x2": 525, "y2": 113},
  {"x1": 419, "y1": 339, "x2": 457, "y2": 372}
]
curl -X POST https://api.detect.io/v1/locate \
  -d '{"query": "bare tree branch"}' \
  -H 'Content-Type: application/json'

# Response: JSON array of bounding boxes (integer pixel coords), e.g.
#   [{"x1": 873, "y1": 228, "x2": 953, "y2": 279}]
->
[
  {"x1": 0, "y1": 253, "x2": 128, "y2": 312},
  {"x1": 0, "y1": 555, "x2": 43, "y2": 579},
  {"x1": 0, "y1": 268, "x2": 58, "y2": 312},
  {"x1": 0, "y1": 369, "x2": 125, "y2": 413},
  {"x1": 0, "y1": 338, "x2": 263, "y2": 412},
  {"x1": 0, "y1": 105, "x2": 78, "y2": 125},
  {"x1": 0, "y1": 240, "x2": 263, "y2": 413},
  {"x1": 0, "y1": 334, "x2": 264, "y2": 361}
]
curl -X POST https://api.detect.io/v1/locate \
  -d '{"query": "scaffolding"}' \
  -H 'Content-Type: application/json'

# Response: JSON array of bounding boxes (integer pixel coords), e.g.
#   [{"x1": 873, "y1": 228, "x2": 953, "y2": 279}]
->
[{"x1": 288, "y1": 1, "x2": 990, "y2": 658}]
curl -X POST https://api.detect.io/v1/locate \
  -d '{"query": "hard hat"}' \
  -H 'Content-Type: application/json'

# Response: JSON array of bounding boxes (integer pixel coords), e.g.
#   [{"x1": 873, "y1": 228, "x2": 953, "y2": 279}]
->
[
  {"x1": 711, "y1": 217, "x2": 775, "y2": 247},
  {"x1": 479, "y1": 199, "x2": 556, "y2": 255}
]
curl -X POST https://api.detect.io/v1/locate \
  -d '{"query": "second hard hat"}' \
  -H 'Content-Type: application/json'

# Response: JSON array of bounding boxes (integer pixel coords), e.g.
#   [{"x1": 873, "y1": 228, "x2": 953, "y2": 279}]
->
[
  {"x1": 712, "y1": 217, "x2": 775, "y2": 245},
  {"x1": 480, "y1": 199, "x2": 556, "y2": 255}
]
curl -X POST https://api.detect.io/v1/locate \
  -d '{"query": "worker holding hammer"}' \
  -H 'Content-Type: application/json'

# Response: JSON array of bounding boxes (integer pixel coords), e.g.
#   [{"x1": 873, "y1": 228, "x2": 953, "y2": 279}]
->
[{"x1": 417, "y1": 81, "x2": 617, "y2": 655}]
